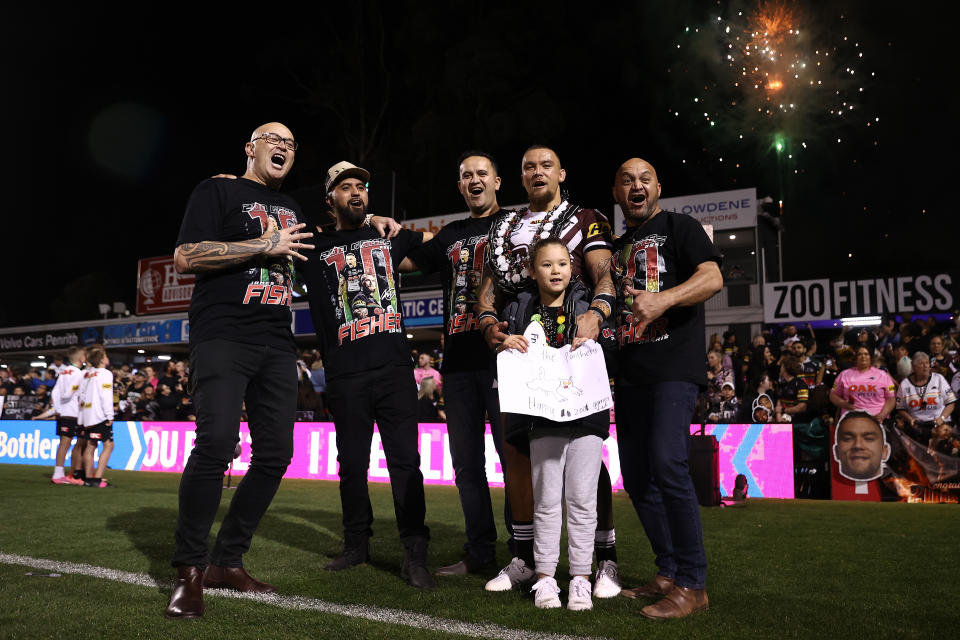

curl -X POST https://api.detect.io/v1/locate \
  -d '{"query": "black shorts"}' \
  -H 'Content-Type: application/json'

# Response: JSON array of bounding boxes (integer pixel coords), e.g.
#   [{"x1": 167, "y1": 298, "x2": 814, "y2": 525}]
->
[
  {"x1": 56, "y1": 416, "x2": 79, "y2": 438},
  {"x1": 85, "y1": 421, "x2": 114, "y2": 444}
]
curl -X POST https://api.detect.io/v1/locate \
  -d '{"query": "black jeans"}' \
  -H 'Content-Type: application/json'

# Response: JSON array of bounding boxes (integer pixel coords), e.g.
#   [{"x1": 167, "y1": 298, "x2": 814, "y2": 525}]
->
[
  {"x1": 172, "y1": 339, "x2": 296, "y2": 568},
  {"x1": 442, "y1": 368, "x2": 511, "y2": 563},
  {"x1": 615, "y1": 381, "x2": 707, "y2": 589},
  {"x1": 326, "y1": 365, "x2": 429, "y2": 543}
]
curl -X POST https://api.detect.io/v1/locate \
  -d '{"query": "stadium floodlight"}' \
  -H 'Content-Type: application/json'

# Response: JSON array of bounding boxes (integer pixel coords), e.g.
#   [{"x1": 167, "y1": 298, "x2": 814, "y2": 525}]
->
[
  {"x1": 113, "y1": 301, "x2": 128, "y2": 316},
  {"x1": 30, "y1": 361, "x2": 47, "y2": 367},
  {"x1": 156, "y1": 354, "x2": 172, "y2": 361},
  {"x1": 841, "y1": 316, "x2": 882, "y2": 327},
  {"x1": 98, "y1": 303, "x2": 111, "y2": 318}
]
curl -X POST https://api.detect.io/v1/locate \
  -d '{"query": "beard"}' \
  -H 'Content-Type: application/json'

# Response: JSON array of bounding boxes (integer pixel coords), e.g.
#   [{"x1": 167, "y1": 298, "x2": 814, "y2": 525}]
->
[{"x1": 333, "y1": 200, "x2": 369, "y2": 228}]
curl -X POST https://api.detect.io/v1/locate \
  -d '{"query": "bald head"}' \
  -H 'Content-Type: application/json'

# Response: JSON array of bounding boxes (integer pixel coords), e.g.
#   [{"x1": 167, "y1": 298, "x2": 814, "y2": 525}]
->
[
  {"x1": 613, "y1": 157, "x2": 661, "y2": 227},
  {"x1": 243, "y1": 122, "x2": 296, "y2": 189}
]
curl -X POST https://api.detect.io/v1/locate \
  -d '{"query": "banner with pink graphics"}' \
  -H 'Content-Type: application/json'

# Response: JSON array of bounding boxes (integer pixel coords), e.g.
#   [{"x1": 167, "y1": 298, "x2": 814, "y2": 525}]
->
[{"x1": 1, "y1": 420, "x2": 794, "y2": 498}]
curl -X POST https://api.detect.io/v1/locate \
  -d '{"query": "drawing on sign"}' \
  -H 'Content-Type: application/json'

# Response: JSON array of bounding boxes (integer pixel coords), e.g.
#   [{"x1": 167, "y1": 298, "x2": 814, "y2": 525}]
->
[
  {"x1": 525, "y1": 367, "x2": 584, "y2": 402},
  {"x1": 497, "y1": 322, "x2": 612, "y2": 422}
]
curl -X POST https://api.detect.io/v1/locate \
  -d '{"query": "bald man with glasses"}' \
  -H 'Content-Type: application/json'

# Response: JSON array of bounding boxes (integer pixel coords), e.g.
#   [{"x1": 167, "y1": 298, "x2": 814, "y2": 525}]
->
[{"x1": 165, "y1": 122, "x2": 314, "y2": 619}]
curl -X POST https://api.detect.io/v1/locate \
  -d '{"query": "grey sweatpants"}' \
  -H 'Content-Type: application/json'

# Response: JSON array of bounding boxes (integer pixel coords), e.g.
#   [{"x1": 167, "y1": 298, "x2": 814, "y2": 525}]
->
[{"x1": 529, "y1": 434, "x2": 603, "y2": 577}]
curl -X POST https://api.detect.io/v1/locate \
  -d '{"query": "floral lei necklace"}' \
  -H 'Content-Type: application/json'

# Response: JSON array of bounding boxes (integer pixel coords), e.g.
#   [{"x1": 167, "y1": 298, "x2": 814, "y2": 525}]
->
[
  {"x1": 487, "y1": 199, "x2": 571, "y2": 293},
  {"x1": 531, "y1": 305, "x2": 567, "y2": 347}
]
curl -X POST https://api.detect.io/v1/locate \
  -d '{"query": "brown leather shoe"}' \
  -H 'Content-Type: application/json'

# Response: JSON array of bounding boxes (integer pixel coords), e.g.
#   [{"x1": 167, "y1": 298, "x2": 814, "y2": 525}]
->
[
  {"x1": 165, "y1": 566, "x2": 204, "y2": 619},
  {"x1": 640, "y1": 585, "x2": 709, "y2": 620},
  {"x1": 203, "y1": 564, "x2": 276, "y2": 593},
  {"x1": 620, "y1": 574, "x2": 675, "y2": 599}
]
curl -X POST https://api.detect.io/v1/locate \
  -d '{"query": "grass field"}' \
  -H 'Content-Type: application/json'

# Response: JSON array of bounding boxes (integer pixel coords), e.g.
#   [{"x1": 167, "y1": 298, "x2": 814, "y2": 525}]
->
[{"x1": 1, "y1": 464, "x2": 957, "y2": 640}]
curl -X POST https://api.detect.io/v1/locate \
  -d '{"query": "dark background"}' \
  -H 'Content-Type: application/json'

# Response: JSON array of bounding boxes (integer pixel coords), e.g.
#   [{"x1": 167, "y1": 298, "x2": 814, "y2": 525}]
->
[{"x1": 3, "y1": 2, "x2": 954, "y2": 327}]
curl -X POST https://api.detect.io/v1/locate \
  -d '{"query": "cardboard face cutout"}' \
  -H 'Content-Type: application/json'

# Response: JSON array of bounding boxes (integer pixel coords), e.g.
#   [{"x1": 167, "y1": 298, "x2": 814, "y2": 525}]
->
[{"x1": 833, "y1": 412, "x2": 891, "y2": 481}]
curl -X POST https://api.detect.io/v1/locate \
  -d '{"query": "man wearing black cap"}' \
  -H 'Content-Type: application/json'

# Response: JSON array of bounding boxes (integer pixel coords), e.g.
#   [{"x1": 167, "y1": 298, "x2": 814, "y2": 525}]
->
[
  {"x1": 297, "y1": 161, "x2": 436, "y2": 588},
  {"x1": 166, "y1": 122, "x2": 314, "y2": 619}
]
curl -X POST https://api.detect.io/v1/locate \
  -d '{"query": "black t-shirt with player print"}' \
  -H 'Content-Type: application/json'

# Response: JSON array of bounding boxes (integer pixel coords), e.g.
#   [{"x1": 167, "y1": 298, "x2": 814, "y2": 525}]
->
[
  {"x1": 612, "y1": 210, "x2": 722, "y2": 387},
  {"x1": 176, "y1": 177, "x2": 302, "y2": 351},
  {"x1": 406, "y1": 215, "x2": 497, "y2": 374},
  {"x1": 298, "y1": 227, "x2": 424, "y2": 378}
]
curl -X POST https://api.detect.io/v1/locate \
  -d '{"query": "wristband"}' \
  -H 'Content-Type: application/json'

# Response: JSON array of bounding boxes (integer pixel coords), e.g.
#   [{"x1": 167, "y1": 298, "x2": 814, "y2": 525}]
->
[
  {"x1": 478, "y1": 311, "x2": 499, "y2": 324},
  {"x1": 588, "y1": 307, "x2": 606, "y2": 323},
  {"x1": 591, "y1": 293, "x2": 615, "y2": 317}
]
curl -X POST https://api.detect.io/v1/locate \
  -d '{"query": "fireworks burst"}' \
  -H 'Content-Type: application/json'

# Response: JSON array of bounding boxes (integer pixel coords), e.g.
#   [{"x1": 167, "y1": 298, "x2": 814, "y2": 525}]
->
[{"x1": 669, "y1": 0, "x2": 876, "y2": 178}]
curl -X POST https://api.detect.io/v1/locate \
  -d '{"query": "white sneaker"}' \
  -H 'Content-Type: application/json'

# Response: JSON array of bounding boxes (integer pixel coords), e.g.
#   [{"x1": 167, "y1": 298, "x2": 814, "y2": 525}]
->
[
  {"x1": 531, "y1": 576, "x2": 561, "y2": 609},
  {"x1": 593, "y1": 560, "x2": 621, "y2": 598},
  {"x1": 567, "y1": 575, "x2": 594, "y2": 611},
  {"x1": 484, "y1": 557, "x2": 535, "y2": 592}
]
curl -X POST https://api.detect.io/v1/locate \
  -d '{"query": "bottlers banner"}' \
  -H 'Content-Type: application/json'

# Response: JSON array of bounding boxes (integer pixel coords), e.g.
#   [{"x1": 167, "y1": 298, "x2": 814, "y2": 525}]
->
[
  {"x1": 763, "y1": 273, "x2": 958, "y2": 323},
  {"x1": 137, "y1": 256, "x2": 195, "y2": 315},
  {"x1": 0, "y1": 421, "x2": 794, "y2": 498}
]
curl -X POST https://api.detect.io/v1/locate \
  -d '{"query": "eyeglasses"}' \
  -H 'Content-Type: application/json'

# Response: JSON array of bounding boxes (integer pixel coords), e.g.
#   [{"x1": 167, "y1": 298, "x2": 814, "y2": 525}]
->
[{"x1": 253, "y1": 132, "x2": 298, "y2": 151}]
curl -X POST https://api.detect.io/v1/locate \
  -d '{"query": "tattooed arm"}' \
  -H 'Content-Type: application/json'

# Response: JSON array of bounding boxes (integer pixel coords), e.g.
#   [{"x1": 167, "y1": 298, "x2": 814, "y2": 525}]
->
[
  {"x1": 476, "y1": 265, "x2": 509, "y2": 350},
  {"x1": 575, "y1": 248, "x2": 616, "y2": 343},
  {"x1": 174, "y1": 217, "x2": 315, "y2": 274}
]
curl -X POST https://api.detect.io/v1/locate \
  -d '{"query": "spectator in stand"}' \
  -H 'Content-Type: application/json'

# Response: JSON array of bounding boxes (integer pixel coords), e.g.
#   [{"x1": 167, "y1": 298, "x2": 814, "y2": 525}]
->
[
  {"x1": 142, "y1": 365, "x2": 158, "y2": 389},
  {"x1": 740, "y1": 372, "x2": 777, "y2": 423},
  {"x1": 781, "y1": 323, "x2": 799, "y2": 350},
  {"x1": 707, "y1": 382, "x2": 738, "y2": 423},
  {"x1": 775, "y1": 357, "x2": 808, "y2": 423},
  {"x1": 894, "y1": 343, "x2": 912, "y2": 381},
  {"x1": 156, "y1": 383, "x2": 182, "y2": 421},
  {"x1": 310, "y1": 359, "x2": 326, "y2": 394},
  {"x1": 928, "y1": 335, "x2": 951, "y2": 377},
  {"x1": 739, "y1": 334, "x2": 766, "y2": 386},
  {"x1": 417, "y1": 377, "x2": 446, "y2": 422},
  {"x1": 413, "y1": 352, "x2": 442, "y2": 392},
  {"x1": 845, "y1": 327, "x2": 877, "y2": 354},
  {"x1": 829, "y1": 345, "x2": 896, "y2": 422},
  {"x1": 158, "y1": 362, "x2": 180, "y2": 393},
  {"x1": 121, "y1": 371, "x2": 151, "y2": 419},
  {"x1": 790, "y1": 338, "x2": 823, "y2": 390},
  {"x1": 31, "y1": 384, "x2": 51, "y2": 417},
  {"x1": 134, "y1": 385, "x2": 159, "y2": 420},
  {"x1": 50, "y1": 355, "x2": 67, "y2": 375},
  {"x1": 41, "y1": 369, "x2": 58, "y2": 390},
  {"x1": 875, "y1": 318, "x2": 899, "y2": 354},
  {"x1": 704, "y1": 350, "x2": 734, "y2": 406},
  {"x1": 895, "y1": 352, "x2": 956, "y2": 443},
  {"x1": 296, "y1": 365, "x2": 324, "y2": 418}
]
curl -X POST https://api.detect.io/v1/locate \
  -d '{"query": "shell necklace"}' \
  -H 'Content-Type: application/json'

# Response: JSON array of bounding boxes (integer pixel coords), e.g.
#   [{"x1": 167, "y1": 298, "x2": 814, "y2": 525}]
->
[{"x1": 489, "y1": 200, "x2": 569, "y2": 288}]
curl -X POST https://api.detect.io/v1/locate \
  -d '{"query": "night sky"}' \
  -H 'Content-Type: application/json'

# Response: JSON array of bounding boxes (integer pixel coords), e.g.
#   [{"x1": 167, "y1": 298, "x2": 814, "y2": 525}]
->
[{"x1": 4, "y1": 2, "x2": 954, "y2": 328}]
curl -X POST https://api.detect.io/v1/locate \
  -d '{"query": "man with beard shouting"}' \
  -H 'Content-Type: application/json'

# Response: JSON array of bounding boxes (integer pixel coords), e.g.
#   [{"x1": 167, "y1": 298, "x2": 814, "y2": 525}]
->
[{"x1": 297, "y1": 161, "x2": 436, "y2": 588}]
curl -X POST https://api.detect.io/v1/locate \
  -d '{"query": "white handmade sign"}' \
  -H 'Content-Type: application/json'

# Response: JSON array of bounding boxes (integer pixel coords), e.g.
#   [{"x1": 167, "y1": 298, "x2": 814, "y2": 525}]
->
[{"x1": 497, "y1": 322, "x2": 613, "y2": 422}]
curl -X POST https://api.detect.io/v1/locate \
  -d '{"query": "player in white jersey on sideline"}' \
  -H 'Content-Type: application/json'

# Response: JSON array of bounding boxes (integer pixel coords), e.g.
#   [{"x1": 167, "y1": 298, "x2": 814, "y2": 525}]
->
[
  {"x1": 50, "y1": 345, "x2": 87, "y2": 485},
  {"x1": 78, "y1": 344, "x2": 115, "y2": 488}
]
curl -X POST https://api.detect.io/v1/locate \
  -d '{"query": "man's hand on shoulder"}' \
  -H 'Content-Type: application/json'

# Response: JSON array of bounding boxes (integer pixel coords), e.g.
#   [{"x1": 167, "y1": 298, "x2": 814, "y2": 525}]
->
[{"x1": 369, "y1": 216, "x2": 402, "y2": 238}]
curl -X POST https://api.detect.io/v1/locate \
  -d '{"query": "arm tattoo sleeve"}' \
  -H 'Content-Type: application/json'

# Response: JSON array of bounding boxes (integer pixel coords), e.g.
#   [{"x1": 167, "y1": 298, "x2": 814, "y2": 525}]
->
[{"x1": 176, "y1": 232, "x2": 279, "y2": 274}]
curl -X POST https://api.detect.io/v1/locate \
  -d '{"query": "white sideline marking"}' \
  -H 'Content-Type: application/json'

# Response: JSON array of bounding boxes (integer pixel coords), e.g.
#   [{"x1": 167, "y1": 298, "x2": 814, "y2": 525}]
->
[{"x1": 1, "y1": 553, "x2": 611, "y2": 640}]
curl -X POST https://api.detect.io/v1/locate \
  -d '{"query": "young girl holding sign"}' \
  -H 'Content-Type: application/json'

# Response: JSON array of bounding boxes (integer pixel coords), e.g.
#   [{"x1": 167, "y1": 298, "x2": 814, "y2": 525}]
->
[{"x1": 498, "y1": 237, "x2": 614, "y2": 611}]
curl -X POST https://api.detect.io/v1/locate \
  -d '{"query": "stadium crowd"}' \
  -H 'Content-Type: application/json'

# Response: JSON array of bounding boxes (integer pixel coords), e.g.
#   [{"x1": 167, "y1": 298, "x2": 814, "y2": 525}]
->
[
  {"x1": 697, "y1": 316, "x2": 960, "y2": 435},
  {"x1": 4, "y1": 315, "x2": 959, "y2": 430}
]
